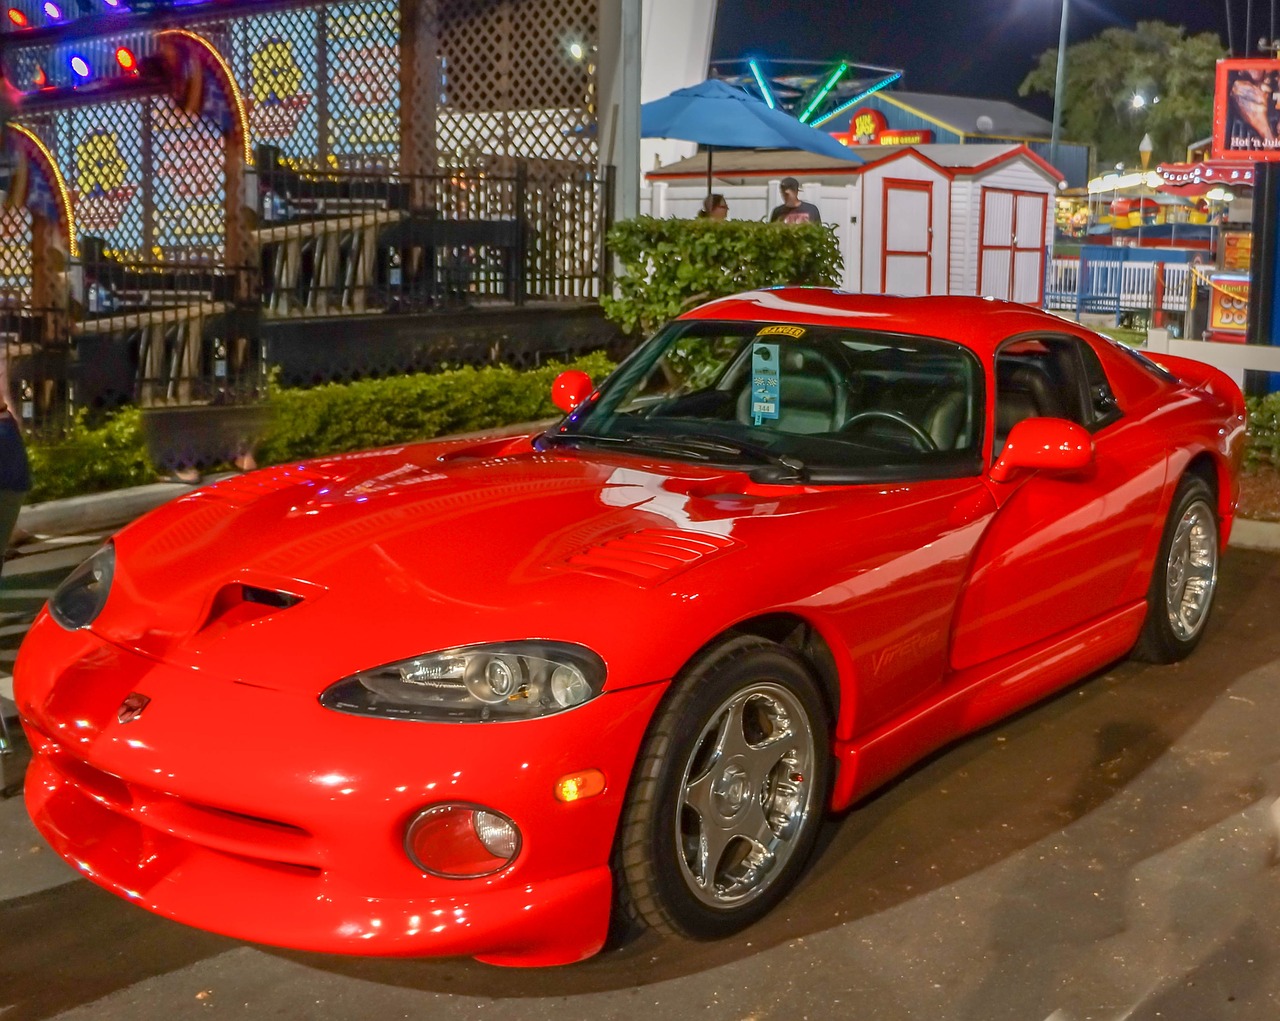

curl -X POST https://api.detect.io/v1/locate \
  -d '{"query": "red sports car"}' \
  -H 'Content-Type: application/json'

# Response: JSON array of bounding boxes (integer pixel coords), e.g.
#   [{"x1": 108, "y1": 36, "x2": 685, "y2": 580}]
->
[{"x1": 16, "y1": 290, "x2": 1246, "y2": 966}]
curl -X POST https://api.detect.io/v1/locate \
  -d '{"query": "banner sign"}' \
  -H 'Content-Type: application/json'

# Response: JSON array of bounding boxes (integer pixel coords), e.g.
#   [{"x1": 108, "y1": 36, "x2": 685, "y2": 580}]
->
[{"x1": 1212, "y1": 58, "x2": 1280, "y2": 160}]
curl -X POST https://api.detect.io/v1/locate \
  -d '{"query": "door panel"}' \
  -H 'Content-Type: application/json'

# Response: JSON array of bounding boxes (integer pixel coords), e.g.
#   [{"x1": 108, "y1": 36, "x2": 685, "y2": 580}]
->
[
  {"x1": 983, "y1": 191, "x2": 1014, "y2": 246},
  {"x1": 981, "y1": 251, "x2": 1013, "y2": 298},
  {"x1": 949, "y1": 417, "x2": 1167, "y2": 671},
  {"x1": 979, "y1": 188, "x2": 1046, "y2": 304},
  {"x1": 885, "y1": 255, "x2": 930, "y2": 295},
  {"x1": 1012, "y1": 251, "x2": 1042, "y2": 303},
  {"x1": 883, "y1": 181, "x2": 932, "y2": 295},
  {"x1": 814, "y1": 478, "x2": 996, "y2": 738}
]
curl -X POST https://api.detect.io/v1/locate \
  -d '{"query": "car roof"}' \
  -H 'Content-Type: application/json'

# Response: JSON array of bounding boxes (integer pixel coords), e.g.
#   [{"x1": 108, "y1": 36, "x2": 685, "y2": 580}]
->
[{"x1": 678, "y1": 288, "x2": 1085, "y2": 359}]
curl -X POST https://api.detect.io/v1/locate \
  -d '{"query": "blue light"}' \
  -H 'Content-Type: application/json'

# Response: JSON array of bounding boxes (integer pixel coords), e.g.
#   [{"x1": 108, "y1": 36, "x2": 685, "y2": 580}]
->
[
  {"x1": 748, "y1": 59, "x2": 776, "y2": 110},
  {"x1": 70, "y1": 55, "x2": 90, "y2": 78},
  {"x1": 812, "y1": 72, "x2": 903, "y2": 128},
  {"x1": 42, "y1": 0, "x2": 62, "y2": 19}
]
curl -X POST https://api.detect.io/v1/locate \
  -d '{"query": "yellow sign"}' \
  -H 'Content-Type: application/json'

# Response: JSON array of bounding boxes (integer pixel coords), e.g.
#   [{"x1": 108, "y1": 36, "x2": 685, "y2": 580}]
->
[
  {"x1": 1208, "y1": 276, "x2": 1249, "y2": 338},
  {"x1": 756, "y1": 324, "x2": 805, "y2": 338}
]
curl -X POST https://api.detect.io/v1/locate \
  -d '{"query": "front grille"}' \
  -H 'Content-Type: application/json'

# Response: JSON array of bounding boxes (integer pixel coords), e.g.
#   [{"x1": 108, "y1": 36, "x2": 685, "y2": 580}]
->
[{"x1": 37, "y1": 738, "x2": 322, "y2": 872}]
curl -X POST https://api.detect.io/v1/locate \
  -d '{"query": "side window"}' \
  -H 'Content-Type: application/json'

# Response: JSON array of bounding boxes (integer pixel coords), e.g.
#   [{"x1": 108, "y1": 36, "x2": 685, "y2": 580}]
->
[
  {"x1": 1076, "y1": 341, "x2": 1123, "y2": 429},
  {"x1": 994, "y1": 336, "x2": 1093, "y2": 454}
]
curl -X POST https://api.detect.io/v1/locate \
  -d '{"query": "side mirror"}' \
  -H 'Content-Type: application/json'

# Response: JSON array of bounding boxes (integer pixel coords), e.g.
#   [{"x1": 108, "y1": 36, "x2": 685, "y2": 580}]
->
[
  {"x1": 990, "y1": 418, "x2": 1093, "y2": 483},
  {"x1": 551, "y1": 370, "x2": 594, "y2": 414}
]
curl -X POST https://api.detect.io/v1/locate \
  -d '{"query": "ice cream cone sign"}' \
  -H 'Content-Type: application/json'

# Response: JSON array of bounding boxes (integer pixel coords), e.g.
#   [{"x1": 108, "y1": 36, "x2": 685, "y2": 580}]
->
[{"x1": 1140, "y1": 133, "x2": 1153, "y2": 171}]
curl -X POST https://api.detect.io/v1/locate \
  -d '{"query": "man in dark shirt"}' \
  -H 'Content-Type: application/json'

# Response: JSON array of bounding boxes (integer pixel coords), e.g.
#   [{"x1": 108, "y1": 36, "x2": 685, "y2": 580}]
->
[{"x1": 769, "y1": 177, "x2": 822, "y2": 224}]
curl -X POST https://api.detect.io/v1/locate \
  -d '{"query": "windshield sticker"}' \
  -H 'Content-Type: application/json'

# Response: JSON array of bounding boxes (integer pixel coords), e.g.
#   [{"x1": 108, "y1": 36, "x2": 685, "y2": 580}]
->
[
  {"x1": 757, "y1": 324, "x2": 806, "y2": 338},
  {"x1": 750, "y1": 343, "x2": 781, "y2": 425}
]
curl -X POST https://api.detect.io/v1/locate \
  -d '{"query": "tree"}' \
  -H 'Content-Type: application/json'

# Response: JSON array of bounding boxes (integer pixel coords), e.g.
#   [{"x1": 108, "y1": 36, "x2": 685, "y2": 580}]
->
[{"x1": 1019, "y1": 21, "x2": 1224, "y2": 169}]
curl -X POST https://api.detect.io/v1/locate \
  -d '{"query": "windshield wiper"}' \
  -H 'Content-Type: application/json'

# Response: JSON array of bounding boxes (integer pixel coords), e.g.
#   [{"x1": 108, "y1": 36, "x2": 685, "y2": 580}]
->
[{"x1": 538, "y1": 430, "x2": 806, "y2": 482}]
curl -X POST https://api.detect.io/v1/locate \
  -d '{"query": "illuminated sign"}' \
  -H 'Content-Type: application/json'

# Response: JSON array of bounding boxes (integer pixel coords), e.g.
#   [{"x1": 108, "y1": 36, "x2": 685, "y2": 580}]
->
[
  {"x1": 847, "y1": 107, "x2": 887, "y2": 143},
  {"x1": 1212, "y1": 58, "x2": 1280, "y2": 161},
  {"x1": 878, "y1": 129, "x2": 933, "y2": 145},
  {"x1": 838, "y1": 108, "x2": 932, "y2": 147},
  {"x1": 1206, "y1": 273, "x2": 1250, "y2": 341}
]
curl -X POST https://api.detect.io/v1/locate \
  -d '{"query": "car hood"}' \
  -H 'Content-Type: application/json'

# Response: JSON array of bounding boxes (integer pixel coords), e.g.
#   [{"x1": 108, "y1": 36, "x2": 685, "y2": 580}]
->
[{"x1": 87, "y1": 434, "x2": 969, "y2": 693}]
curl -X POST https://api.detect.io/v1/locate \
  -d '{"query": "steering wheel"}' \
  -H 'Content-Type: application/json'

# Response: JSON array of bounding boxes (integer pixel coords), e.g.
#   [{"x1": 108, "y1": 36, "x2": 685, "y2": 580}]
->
[{"x1": 841, "y1": 410, "x2": 937, "y2": 451}]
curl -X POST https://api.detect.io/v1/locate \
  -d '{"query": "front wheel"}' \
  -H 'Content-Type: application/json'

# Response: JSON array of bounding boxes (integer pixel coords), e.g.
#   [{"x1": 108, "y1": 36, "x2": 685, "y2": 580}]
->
[
  {"x1": 615, "y1": 637, "x2": 830, "y2": 940},
  {"x1": 1133, "y1": 475, "x2": 1220, "y2": 663}
]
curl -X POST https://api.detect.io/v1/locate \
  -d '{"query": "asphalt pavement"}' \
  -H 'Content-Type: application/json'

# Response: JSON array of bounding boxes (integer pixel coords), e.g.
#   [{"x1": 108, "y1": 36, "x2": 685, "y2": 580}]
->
[{"x1": 2, "y1": 483, "x2": 1280, "y2": 1020}]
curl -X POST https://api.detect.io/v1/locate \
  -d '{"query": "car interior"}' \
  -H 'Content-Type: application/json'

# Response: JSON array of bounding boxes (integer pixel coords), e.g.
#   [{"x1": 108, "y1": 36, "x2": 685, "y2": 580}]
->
[
  {"x1": 724, "y1": 339, "x2": 981, "y2": 455},
  {"x1": 993, "y1": 336, "x2": 1121, "y2": 454}
]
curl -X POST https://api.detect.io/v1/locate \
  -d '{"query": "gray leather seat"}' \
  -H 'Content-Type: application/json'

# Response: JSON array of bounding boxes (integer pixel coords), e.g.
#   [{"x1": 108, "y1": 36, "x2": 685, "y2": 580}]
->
[
  {"x1": 995, "y1": 362, "x2": 1068, "y2": 451},
  {"x1": 924, "y1": 390, "x2": 969, "y2": 450}
]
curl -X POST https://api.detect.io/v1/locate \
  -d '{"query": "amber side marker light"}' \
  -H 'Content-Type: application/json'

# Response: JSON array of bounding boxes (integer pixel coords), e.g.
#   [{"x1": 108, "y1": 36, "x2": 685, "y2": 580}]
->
[{"x1": 555, "y1": 769, "x2": 606, "y2": 803}]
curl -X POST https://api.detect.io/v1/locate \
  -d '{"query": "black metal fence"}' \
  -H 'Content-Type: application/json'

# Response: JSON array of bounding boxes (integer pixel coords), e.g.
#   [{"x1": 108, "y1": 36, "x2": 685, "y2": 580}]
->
[
  {"x1": 255, "y1": 151, "x2": 612, "y2": 315},
  {"x1": 5, "y1": 156, "x2": 616, "y2": 441}
]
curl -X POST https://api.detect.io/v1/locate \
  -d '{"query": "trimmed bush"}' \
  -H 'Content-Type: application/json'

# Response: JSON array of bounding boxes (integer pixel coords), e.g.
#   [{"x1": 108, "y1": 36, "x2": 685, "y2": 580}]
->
[
  {"x1": 1245, "y1": 393, "x2": 1280, "y2": 470},
  {"x1": 27, "y1": 407, "x2": 156, "y2": 504},
  {"x1": 601, "y1": 217, "x2": 843, "y2": 336},
  {"x1": 255, "y1": 351, "x2": 615, "y2": 464}
]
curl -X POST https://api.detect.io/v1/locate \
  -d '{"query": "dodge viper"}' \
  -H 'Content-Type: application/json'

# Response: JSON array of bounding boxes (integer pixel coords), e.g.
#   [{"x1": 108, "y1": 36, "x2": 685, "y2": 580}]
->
[{"x1": 16, "y1": 289, "x2": 1246, "y2": 966}]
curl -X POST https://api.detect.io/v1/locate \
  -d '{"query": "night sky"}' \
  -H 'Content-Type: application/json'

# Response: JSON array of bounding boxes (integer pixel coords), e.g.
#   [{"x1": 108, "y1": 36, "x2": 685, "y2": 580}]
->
[{"x1": 713, "y1": 0, "x2": 1238, "y2": 113}]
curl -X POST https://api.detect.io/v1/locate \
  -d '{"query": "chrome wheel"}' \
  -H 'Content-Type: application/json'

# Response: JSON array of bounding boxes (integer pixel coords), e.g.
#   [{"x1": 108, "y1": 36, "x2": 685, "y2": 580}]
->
[
  {"x1": 675, "y1": 682, "x2": 817, "y2": 909},
  {"x1": 617, "y1": 638, "x2": 830, "y2": 939},
  {"x1": 1164, "y1": 498, "x2": 1218, "y2": 641}
]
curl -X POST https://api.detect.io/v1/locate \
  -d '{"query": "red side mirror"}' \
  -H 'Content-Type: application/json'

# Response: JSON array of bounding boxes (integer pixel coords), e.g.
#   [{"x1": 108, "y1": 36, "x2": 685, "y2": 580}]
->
[
  {"x1": 990, "y1": 418, "x2": 1093, "y2": 483},
  {"x1": 552, "y1": 370, "x2": 594, "y2": 414}
]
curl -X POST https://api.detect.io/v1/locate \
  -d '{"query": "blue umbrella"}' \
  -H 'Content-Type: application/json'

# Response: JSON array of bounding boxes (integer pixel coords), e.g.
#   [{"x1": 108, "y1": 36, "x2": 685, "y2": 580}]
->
[{"x1": 641, "y1": 79, "x2": 861, "y2": 198}]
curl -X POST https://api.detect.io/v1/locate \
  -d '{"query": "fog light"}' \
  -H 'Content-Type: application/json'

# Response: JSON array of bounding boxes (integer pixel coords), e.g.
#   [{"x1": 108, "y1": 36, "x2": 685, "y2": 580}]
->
[
  {"x1": 405, "y1": 804, "x2": 520, "y2": 878},
  {"x1": 554, "y1": 768, "x2": 606, "y2": 803}
]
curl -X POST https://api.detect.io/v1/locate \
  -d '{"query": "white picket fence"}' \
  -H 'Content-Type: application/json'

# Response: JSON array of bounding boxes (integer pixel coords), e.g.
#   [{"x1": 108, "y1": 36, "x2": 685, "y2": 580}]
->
[{"x1": 1046, "y1": 255, "x2": 1192, "y2": 321}]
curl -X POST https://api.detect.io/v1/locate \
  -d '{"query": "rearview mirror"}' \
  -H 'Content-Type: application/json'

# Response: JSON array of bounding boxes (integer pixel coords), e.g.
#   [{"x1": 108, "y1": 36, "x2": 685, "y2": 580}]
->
[
  {"x1": 551, "y1": 370, "x2": 594, "y2": 414},
  {"x1": 990, "y1": 418, "x2": 1093, "y2": 483}
]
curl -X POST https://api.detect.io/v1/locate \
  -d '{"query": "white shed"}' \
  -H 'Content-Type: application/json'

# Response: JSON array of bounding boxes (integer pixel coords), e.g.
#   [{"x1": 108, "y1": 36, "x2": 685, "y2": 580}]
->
[{"x1": 643, "y1": 144, "x2": 1063, "y2": 304}]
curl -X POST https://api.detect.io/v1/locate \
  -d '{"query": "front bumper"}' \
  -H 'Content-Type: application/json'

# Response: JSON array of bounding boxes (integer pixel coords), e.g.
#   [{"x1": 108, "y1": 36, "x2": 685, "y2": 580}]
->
[{"x1": 17, "y1": 616, "x2": 666, "y2": 965}]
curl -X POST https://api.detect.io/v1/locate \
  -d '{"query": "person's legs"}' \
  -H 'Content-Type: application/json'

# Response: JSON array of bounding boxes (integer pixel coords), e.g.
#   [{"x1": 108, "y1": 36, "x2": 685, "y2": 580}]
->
[{"x1": 0, "y1": 488, "x2": 26, "y2": 579}]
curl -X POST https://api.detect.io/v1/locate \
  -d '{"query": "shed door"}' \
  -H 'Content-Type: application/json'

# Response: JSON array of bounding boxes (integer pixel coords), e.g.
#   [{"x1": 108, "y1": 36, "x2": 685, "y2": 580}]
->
[
  {"x1": 979, "y1": 189, "x2": 1047, "y2": 304},
  {"x1": 882, "y1": 180, "x2": 933, "y2": 295}
]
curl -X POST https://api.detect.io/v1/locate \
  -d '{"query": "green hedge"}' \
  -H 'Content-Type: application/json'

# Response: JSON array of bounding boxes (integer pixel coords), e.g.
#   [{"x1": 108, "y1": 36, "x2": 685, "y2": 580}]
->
[
  {"x1": 256, "y1": 351, "x2": 615, "y2": 464},
  {"x1": 25, "y1": 351, "x2": 616, "y2": 504},
  {"x1": 26, "y1": 406, "x2": 156, "y2": 504},
  {"x1": 1246, "y1": 393, "x2": 1280, "y2": 470},
  {"x1": 601, "y1": 217, "x2": 843, "y2": 337}
]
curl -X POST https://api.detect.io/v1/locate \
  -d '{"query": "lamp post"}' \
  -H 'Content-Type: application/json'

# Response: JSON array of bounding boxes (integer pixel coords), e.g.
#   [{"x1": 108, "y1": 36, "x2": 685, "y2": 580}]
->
[
  {"x1": 1049, "y1": 0, "x2": 1070, "y2": 174},
  {"x1": 1137, "y1": 133, "x2": 1153, "y2": 249}
]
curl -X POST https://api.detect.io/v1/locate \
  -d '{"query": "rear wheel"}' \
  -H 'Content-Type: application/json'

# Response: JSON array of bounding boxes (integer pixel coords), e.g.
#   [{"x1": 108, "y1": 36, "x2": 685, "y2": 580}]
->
[
  {"x1": 1133, "y1": 475, "x2": 1219, "y2": 663},
  {"x1": 616, "y1": 637, "x2": 830, "y2": 940}
]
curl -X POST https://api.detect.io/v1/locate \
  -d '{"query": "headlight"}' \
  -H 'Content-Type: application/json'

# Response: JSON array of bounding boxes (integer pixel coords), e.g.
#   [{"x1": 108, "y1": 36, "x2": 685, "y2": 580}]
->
[
  {"x1": 49, "y1": 543, "x2": 115, "y2": 631},
  {"x1": 319, "y1": 641, "x2": 606, "y2": 723}
]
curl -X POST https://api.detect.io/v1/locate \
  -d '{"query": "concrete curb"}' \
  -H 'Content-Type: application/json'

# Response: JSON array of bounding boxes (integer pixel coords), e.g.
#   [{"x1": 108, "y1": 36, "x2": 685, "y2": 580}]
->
[
  {"x1": 16, "y1": 481, "x2": 200, "y2": 541},
  {"x1": 1229, "y1": 518, "x2": 1280, "y2": 552}
]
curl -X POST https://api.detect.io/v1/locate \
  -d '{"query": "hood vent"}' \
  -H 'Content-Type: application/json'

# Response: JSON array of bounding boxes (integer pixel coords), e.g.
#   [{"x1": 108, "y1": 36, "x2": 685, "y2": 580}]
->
[
  {"x1": 565, "y1": 529, "x2": 738, "y2": 585},
  {"x1": 200, "y1": 582, "x2": 304, "y2": 638}
]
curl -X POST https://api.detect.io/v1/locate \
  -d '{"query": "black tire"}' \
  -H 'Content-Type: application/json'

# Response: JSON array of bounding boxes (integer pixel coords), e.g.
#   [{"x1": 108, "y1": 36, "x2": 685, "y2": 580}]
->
[
  {"x1": 1133, "y1": 475, "x2": 1220, "y2": 663},
  {"x1": 615, "y1": 636, "x2": 831, "y2": 940}
]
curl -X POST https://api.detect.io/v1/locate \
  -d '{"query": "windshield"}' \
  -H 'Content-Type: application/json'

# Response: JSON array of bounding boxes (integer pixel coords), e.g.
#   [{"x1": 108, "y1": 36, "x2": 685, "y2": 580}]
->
[{"x1": 543, "y1": 320, "x2": 985, "y2": 483}]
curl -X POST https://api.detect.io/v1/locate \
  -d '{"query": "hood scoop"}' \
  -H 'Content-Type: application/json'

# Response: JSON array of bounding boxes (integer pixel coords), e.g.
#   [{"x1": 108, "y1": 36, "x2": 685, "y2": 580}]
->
[
  {"x1": 565, "y1": 528, "x2": 738, "y2": 586},
  {"x1": 199, "y1": 582, "x2": 305, "y2": 640}
]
